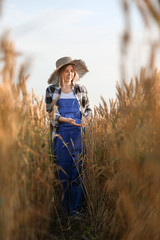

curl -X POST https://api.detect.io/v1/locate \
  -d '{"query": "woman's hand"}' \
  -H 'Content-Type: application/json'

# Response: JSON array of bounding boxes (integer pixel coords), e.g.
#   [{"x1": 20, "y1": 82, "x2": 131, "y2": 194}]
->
[
  {"x1": 58, "y1": 116, "x2": 81, "y2": 126},
  {"x1": 67, "y1": 118, "x2": 81, "y2": 126}
]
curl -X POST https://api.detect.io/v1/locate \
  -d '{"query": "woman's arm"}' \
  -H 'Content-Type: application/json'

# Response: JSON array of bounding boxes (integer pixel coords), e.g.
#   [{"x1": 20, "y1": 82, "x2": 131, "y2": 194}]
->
[
  {"x1": 45, "y1": 87, "x2": 53, "y2": 113},
  {"x1": 82, "y1": 86, "x2": 92, "y2": 126},
  {"x1": 81, "y1": 85, "x2": 92, "y2": 118},
  {"x1": 58, "y1": 116, "x2": 81, "y2": 126}
]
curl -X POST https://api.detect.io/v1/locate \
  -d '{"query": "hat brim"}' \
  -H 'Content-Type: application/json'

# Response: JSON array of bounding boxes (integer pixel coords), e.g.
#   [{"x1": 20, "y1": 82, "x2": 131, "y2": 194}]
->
[{"x1": 48, "y1": 59, "x2": 89, "y2": 84}]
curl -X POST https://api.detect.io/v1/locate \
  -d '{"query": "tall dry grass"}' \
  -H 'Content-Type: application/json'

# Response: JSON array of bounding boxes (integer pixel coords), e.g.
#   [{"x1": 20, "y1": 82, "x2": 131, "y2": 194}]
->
[
  {"x1": 0, "y1": 35, "x2": 57, "y2": 240},
  {"x1": 0, "y1": 1, "x2": 160, "y2": 240},
  {"x1": 84, "y1": 1, "x2": 160, "y2": 239},
  {"x1": 84, "y1": 68, "x2": 160, "y2": 239}
]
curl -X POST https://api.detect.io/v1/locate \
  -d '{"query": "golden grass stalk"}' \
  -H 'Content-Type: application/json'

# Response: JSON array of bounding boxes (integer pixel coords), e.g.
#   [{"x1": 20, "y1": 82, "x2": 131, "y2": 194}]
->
[
  {"x1": 0, "y1": 35, "x2": 58, "y2": 240},
  {"x1": 84, "y1": 67, "x2": 160, "y2": 239}
]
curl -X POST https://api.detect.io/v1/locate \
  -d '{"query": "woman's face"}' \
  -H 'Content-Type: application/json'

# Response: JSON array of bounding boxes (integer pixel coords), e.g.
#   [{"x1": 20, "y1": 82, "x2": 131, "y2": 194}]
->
[{"x1": 60, "y1": 65, "x2": 75, "y2": 84}]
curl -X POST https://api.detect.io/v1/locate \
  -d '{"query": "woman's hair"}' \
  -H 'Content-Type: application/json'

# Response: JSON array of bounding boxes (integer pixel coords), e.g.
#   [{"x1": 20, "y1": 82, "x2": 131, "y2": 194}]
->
[{"x1": 57, "y1": 64, "x2": 79, "y2": 85}]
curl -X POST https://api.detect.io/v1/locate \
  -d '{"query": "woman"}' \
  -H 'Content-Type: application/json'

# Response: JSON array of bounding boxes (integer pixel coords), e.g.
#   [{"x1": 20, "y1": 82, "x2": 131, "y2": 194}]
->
[{"x1": 45, "y1": 56, "x2": 92, "y2": 217}]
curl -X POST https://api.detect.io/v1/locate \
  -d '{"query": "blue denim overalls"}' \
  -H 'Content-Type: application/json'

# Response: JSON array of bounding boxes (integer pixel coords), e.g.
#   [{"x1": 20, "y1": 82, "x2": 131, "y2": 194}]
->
[{"x1": 54, "y1": 96, "x2": 85, "y2": 216}]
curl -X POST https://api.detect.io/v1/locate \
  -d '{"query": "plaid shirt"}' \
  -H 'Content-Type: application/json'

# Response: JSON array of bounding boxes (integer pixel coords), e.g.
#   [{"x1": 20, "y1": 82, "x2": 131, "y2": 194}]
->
[{"x1": 45, "y1": 83, "x2": 92, "y2": 140}]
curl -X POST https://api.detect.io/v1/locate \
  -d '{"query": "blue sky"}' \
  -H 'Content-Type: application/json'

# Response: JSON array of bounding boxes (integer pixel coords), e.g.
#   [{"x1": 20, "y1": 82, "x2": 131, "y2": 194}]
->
[{"x1": 0, "y1": 0, "x2": 159, "y2": 110}]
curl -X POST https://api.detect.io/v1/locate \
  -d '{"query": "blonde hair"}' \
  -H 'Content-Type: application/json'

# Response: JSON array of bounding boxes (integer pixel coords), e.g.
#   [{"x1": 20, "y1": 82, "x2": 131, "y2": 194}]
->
[{"x1": 57, "y1": 64, "x2": 79, "y2": 86}]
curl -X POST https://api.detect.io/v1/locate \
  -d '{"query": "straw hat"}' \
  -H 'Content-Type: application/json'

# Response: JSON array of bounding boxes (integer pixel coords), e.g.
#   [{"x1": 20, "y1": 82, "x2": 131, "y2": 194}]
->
[{"x1": 48, "y1": 56, "x2": 89, "y2": 84}]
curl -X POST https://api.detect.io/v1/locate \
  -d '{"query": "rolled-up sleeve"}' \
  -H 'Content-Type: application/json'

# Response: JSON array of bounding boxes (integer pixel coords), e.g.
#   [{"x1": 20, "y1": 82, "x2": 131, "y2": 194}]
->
[{"x1": 55, "y1": 108, "x2": 61, "y2": 121}]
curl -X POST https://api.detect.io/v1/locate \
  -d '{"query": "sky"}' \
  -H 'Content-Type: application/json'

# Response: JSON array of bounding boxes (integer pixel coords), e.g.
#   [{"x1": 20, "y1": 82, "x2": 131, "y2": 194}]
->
[{"x1": 0, "y1": 0, "x2": 159, "y2": 110}]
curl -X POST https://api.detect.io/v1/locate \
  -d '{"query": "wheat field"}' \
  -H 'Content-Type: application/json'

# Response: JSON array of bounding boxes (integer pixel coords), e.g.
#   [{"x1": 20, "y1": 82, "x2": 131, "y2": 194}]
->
[{"x1": 0, "y1": 1, "x2": 160, "y2": 240}]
